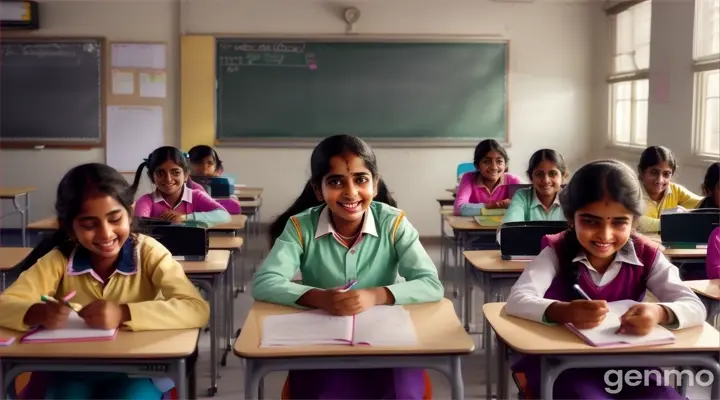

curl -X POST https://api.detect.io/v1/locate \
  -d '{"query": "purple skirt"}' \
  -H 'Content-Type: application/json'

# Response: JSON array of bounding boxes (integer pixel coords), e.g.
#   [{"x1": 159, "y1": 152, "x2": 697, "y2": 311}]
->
[
  {"x1": 287, "y1": 368, "x2": 426, "y2": 399},
  {"x1": 512, "y1": 355, "x2": 685, "y2": 400}
]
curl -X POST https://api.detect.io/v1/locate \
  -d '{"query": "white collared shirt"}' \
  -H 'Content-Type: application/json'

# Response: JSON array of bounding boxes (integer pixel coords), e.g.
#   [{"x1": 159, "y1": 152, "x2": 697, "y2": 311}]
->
[
  {"x1": 506, "y1": 244, "x2": 707, "y2": 329},
  {"x1": 314, "y1": 205, "x2": 378, "y2": 248}
]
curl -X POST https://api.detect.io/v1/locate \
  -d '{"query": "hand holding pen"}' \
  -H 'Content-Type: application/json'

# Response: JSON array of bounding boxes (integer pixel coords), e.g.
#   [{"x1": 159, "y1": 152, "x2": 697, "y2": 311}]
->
[{"x1": 545, "y1": 284, "x2": 609, "y2": 329}]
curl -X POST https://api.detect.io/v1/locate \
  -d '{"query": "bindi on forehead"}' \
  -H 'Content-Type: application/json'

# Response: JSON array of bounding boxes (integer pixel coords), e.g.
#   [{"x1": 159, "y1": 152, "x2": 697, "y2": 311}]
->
[{"x1": 344, "y1": 158, "x2": 352, "y2": 173}]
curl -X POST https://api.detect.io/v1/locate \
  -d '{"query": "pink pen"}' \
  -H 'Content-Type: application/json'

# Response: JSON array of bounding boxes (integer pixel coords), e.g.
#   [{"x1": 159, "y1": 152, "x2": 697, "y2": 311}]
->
[{"x1": 338, "y1": 280, "x2": 358, "y2": 293}]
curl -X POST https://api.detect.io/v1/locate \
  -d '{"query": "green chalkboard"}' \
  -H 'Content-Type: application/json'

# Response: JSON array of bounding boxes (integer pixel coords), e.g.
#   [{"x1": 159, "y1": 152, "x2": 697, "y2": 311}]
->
[{"x1": 216, "y1": 39, "x2": 507, "y2": 145}]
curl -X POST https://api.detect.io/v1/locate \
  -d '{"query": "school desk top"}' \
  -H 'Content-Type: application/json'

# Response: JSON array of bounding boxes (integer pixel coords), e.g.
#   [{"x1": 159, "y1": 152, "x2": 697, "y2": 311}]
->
[
  {"x1": 463, "y1": 250, "x2": 526, "y2": 273},
  {"x1": 684, "y1": 279, "x2": 720, "y2": 300},
  {"x1": 444, "y1": 215, "x2": 497, "y2": 231},
  {"x1": 27, "y1": 217, "x2": 57, "y2": 230},
  {"x1": 234, "y1": 298, "x2": 475, "y2": 358},
  {"x1": 483, "y1": 302, "x2": 720, "y2": 354},
  {"x1": 436, "y1": 198, "x2": 455, "y2": 207},
  {"x1": 662, "y1": 247, "x2": 708, "y2": 258},
  {"x1": 0, "y1": 248, "x2": 32, "y2": 271},
  {"x1": 234, "y1": 187, "x2": 263, "y2": 200},
  {"x1": 208, "y1": 236, "x2": 244, "y2": 250},
  {"x1": 446, "y1": 187, "x2": 457, "y2": 195},
  {"x1": 0, "y1": 187, "x2": 37, "y2": 197},
  {"x1": 209, "y1": 214, "x2": 247, "y2": 231},
  {"x1": 179, "y1": 250, "x2": 231, "y2": 274},
  {"x1": 0, "y1": 328, "x2": 199, "y2": 358},
  {"x1": 239, "y1": 199, "x2": 262, "y2": 208}
]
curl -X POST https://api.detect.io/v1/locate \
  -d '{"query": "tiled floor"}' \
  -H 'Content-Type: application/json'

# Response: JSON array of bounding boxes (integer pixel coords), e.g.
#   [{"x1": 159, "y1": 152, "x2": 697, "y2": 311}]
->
[{"x1": 0, "y1": 230, "x2": 714, "y2": 399}]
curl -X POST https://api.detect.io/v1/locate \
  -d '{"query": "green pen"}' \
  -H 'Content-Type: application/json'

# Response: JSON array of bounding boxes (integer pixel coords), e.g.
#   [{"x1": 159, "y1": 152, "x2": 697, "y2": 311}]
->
[{"x1": 41, "y1": 294, "x2": 82, "y2": 313}]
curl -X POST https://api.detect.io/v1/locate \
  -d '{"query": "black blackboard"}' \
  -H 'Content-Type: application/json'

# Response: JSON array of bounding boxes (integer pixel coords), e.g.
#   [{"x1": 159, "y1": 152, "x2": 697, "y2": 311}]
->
[
  {"x1": 215, "y1": 39, "x2": 508, "y2": 146},
  {"x1": 0, "y1": 39, "x2": 103, "y2": 145}
]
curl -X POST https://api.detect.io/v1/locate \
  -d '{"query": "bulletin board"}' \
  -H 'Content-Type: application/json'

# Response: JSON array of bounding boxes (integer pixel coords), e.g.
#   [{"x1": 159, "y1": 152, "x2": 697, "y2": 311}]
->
[{"x1": 105, "y1": 41, "x2": 169, "y2": 173}]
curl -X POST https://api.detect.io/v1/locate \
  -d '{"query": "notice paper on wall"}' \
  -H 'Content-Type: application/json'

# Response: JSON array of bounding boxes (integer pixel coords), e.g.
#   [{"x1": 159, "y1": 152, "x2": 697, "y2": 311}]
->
[
  {"x1": 106, "y1": 106, "x2": 164, "y2": 172},
  {"x1": 111, "y1": 70, "x2": 134, "y2": 95},
  {"x1": 111, "y1": 43, "x2": 166, "y2": 69},
  {"x1": 139, "y1": 72, "x2": 167, "y2": 98}
]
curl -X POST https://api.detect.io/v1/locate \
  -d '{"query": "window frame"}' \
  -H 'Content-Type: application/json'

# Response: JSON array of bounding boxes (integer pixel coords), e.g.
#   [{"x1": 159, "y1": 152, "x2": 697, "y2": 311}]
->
[
  {"x1": 692, "y1": 0, "x2": 720, "y2": 158},
  {"x1": 607, "y1": 0, "x2": 652, "y2": 149}
]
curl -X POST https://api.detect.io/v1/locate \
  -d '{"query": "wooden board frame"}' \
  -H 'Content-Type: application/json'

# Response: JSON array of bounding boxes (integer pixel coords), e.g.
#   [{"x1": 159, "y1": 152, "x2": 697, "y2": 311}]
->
[{"x1": 0, "y1": 36, "x2": 106, "y2": 149}]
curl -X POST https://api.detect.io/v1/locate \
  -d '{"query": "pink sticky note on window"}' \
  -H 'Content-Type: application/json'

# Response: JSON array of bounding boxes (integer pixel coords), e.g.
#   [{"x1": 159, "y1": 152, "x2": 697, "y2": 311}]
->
[{"x1": 309, "y1": 63, "x2": 317, "y2": 70}]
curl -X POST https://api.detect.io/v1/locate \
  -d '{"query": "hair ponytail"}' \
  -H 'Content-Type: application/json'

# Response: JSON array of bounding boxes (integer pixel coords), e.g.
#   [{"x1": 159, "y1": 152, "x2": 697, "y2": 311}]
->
[
  {"x1": 130, "y1": 161, "x2": 147, "y2": 197},
  {"x1": 269, "y1": 181, "x2": 322, "y2": 246},
  {"x1": 374, "y1": 178, "x2": 398, "y2": 208}
]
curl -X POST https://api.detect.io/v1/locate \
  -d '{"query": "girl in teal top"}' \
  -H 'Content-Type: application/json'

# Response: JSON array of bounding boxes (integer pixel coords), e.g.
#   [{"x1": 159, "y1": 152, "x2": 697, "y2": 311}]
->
[
  {"x1": 253, "y1": 134, "x2": 443, "y2": 399},
  {"x1": 498, "y1": 149, "x2": 568, "y2": 242}
]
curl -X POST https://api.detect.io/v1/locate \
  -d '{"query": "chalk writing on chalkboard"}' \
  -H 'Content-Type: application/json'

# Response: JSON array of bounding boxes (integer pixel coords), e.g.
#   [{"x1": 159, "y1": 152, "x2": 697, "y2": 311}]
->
[
  {"x1": 219, "y1": 50, "x2": 313, "y2": 71},
  {"x1": 219, "y1": 42, "x2": 305, "y2": 53}
]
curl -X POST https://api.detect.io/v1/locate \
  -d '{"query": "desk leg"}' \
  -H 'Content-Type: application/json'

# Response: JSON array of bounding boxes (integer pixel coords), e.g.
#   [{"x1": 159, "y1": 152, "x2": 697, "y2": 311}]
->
[
  {"x1": 449, "y1": 355, "x2": 464, "y2": 400},
  {"x1": 175, "y1": 358, "x2": 188, "y2": 400},
  {"x1": 484, "y1": 305, "x2": 492, "y2": 400},
  {"x1": 0, "y1": 361, "x2": 5, "y2": 400},
  {"x1": 496, "y1": 336, "x2": 509, "y2": 400},
  {"x1": 244, "y1": 359, "x2": 260, "y2": 400},
  {"x1": 209, "y1": 277, "x2": 219, "y2": 396},
  {"x1": 222, "y1": 251, "x2": 235, "y2": 366},
  {"x1": 463, "y1": 257, "x2": 472, "y2": 332}
]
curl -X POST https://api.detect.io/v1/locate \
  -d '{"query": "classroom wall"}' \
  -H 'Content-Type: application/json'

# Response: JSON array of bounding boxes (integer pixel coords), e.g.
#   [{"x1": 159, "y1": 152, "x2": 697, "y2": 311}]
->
[
  {"x1": 600, "y1": 0, "x2": 716, "y2": 197},
  {"x1": 0, "y1": 0, "x2": 625, "y2": 236}
]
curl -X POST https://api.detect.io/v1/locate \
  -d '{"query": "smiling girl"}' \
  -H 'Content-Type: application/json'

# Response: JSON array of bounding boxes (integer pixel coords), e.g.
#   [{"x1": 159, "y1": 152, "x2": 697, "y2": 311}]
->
[
  {"x1": 254, "y1": 134, "x2": 443, "y2": 399},
  {"x1": 453, "y1": 139, "x2": 521, "y2": 216},
  {"x1": 506, "y1": 159, "x2": 705, "y2": 399},
  {"x1": 131, "y1": 146, "x2": 231, "y2": 226},
  {"x1": 636, "y1": 146, "x2": 702, "y2": 232}
]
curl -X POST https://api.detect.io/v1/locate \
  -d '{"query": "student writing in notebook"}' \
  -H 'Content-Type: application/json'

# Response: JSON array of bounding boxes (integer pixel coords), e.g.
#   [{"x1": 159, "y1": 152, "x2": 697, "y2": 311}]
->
[
  {"x1": 636, "y1": 146, "x2": 702, "y2": 233},
  {"x1": 505, "y1": 159, "x2": 706, "y2": 399},
  {"x1": 188, "y1": 144, "x2": 242, "y2": 214},
  {"x1": 131, "y1": 146, "x2": 231, "y2": 226},
  {"x1": 0, "y1": 163, "x2": 210, "y2": 399},
  {"x1": 253, "y1": 135, "x2": 443, "y2": 400}
]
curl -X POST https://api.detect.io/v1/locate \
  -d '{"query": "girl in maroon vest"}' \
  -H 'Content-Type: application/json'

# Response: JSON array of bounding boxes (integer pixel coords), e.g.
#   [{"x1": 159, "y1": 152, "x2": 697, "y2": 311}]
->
[{"x1": 506, "y1": 159, "x2": 706, "y2": 399}]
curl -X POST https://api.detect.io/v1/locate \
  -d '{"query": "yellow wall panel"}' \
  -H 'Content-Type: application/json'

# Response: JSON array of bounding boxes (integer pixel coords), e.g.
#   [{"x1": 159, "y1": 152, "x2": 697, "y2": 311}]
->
[{"x1": 180, "y1": 36, "x2": 215, "y2": 150}]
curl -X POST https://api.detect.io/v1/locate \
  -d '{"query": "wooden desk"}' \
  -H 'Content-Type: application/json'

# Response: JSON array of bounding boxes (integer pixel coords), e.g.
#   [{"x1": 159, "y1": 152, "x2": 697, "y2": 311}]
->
[
  {"x1": 0, "y1": 187, "x2": 37, "y2": 247},
  {"x1": 445, "y1": 187, "x2": 457, "y2": 195},
  {"x1": 209, "y1": 236, "x2": 244, "y2": 250},
  {"x1": 483, "y1": 302, "x2": 720, "y2": 400},
  {"x1": 685, "y1": 279, "x2": 720, "y2": 323},
  {"x1": 210, "y1": 214, "x2": 247, "y2": 232},
  {"x1": 234, "y1": 187, "x2": 264, "y2": 201},
  {"x1": 436, "y1": 200, "x2": 455, "y2": 272},
  {"x1": 234, "y1": 298, "x2": 474, "y2": 399},
  {"x1": 180, "y1": 250, "x2": 230, "y2": 395},
  {"x1": 27, "y1": 217, "x2": 57, "y2": 231},
  {"x1": 0, "y1": 328, "x2": 198, "y2": 399},
  {"x1": 0, "y1": 247, "x2": 33, "y2": 290},
  {"x1": 663, "y1": 247, "x2": 707, "y2": 259}
]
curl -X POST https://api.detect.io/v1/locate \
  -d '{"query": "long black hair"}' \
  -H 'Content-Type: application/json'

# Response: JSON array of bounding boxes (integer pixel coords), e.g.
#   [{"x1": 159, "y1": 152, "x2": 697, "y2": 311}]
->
[
  {"x1": 473, "y1": 139, "x2": 509, "y2": 173},
  {"x1": 188, "y1": 145, "x2": 223, "y2": 174},
  {"x1": 130, "y1": 146, "x2": 191, "y2": 194},
  {"x1": 699, "y1": 162, "x2": 720, "y2": 208},
  {"x1": 13, "y1": 164, "x2": 135, "y2": 276},
  {"x1": 269, "y1": 135, "x2": 397, "y2": 245},
  {"x1": 638, "y1": 145, "x2": 677, "y2": 176},
  {"x1": 526, "y1": 149, "x2": 568, "y2": 180},
  {"x1": 558, "y1": 159, "x2": 645, "y2": 298}
]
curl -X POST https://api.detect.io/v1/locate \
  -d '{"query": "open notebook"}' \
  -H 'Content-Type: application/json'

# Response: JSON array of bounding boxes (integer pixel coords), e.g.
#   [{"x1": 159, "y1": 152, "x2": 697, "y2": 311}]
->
[
  {"x1": 21, "y1": 312, "x2": 118, "y2": 343},
  {"x1": 566, "y1": 300, "x2": 676, "y2": 347},
  {"x1": 261, "y1": 305, "x2": 418, "y2": 347}
]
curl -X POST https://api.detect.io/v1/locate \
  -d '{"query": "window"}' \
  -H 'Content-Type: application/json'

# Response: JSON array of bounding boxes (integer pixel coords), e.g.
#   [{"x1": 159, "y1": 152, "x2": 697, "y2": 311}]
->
[
  {"x1": 693, "y1": 0, "x2": 720, "y2": 157},
  {"x1": 609, "y1": 1, "x2": 652, "y2": 147}
]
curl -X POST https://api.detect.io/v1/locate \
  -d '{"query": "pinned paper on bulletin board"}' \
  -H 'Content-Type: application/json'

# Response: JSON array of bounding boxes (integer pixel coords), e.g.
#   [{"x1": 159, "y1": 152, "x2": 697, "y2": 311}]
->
[
  {"x1": 651, "y1": 71, "x2": 670, "y2": 104},
  {"x1": 111, "y1": 70, "x2": 134, "y2": 95},
  {"x1": 139, "y1": 72, "x2": 167, "y2": 98},
  {"x1": 106, "y1": 106, "x2": 164, "y2": 171},
  {"x1": 111, "y1": 43, "x2": 166, "y2": 69}
]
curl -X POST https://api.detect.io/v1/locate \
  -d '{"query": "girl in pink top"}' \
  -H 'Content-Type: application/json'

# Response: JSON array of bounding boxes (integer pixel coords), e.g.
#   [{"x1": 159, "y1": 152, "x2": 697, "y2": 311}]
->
[
  {"x1": 130, "y1": 146, "x2": 231, "y2": 226},
  {"x1": 188, "y1": 145, "x2": 242, "y2": 215},
  {"x1": 454, "y1": 139, "x2": 521, "y2": 216},
  {"x1": 708, "y1": 227, "x2": 720, "y2": 279}
]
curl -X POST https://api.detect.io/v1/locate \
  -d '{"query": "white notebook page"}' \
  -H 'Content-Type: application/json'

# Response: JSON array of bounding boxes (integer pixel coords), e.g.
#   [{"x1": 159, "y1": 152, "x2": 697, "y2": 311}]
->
[
  {"x1": 23, "y1": 312, "x2": 117, "y2": 341},
  {"x1": 573, "y1": 300, "x2": 675, "y2": 345},
  {"x1": 353, "y1": 306, "x2": 418, "y2": 346},
  {"x1": 261, "y1": 311, "x2": 353, "y2": 347}
]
